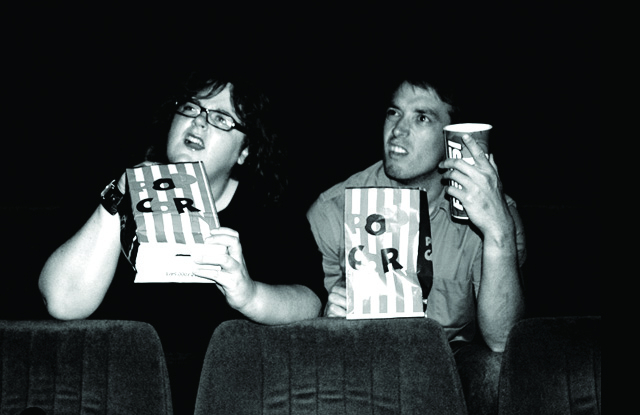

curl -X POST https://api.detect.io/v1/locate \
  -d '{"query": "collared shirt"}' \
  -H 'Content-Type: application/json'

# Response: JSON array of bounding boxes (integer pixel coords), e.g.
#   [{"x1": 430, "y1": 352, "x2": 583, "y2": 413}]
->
[{"x1": 307, "y1": 161, "x2": 526, "y2": 343}]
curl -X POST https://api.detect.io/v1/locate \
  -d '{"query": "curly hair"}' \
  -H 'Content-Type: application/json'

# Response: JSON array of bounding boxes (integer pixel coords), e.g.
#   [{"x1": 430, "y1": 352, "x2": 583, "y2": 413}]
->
[{"x1": 145, "y1": 68, "x2": 287, "y2": 207}]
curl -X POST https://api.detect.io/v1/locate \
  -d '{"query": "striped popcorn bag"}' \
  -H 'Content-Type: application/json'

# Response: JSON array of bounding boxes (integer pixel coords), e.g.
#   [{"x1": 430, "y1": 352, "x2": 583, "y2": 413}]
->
[
  {"x1": 344, "y1": 187, "x2": 433, "y2": 319},
  {"x1": 121, "y1": 162, "x2": 220, "y2": 283}
]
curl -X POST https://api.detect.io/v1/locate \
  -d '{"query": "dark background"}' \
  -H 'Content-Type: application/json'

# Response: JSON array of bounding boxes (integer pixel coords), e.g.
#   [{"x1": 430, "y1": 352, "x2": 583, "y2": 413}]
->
[{"x1": 2, "y1": 3, "x2": 599, "y2": 319}]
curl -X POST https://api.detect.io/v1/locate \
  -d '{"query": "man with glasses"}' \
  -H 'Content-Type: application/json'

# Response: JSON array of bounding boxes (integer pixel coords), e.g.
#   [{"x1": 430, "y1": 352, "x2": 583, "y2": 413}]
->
[{"x1": 39, "y1": 70, "x2": 325, "y2": 414}]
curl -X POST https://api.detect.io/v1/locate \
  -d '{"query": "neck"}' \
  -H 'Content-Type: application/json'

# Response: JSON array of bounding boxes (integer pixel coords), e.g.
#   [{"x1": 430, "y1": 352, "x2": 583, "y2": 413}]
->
[
  {"x1": 419, "y1": 177, "x2": 445, "y2": 216},
  {"x1": 391, "y1": 171, "x2": 445, "y2": 216}
]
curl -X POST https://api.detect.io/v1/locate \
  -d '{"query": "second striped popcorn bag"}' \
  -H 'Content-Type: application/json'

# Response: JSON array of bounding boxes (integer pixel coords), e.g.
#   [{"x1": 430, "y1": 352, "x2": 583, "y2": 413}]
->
[
  {"x1": 344, "y1": 187, "x2": 433, "y2": 319},
  {"x1": 121, "y1": 161, "x2": 220, "y2": 283}
]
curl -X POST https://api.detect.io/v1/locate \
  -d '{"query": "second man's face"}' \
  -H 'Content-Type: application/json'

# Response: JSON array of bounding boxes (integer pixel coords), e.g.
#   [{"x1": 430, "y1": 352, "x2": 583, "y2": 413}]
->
[{"x1": 382, "y1": 82, "x2": 451, "y2": 187}]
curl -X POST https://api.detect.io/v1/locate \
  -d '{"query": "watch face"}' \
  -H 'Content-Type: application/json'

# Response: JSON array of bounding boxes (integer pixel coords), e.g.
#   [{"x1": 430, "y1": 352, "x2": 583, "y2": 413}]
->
[{"x1": 105, "y1": 191, "x2": 119, "y2": 203}]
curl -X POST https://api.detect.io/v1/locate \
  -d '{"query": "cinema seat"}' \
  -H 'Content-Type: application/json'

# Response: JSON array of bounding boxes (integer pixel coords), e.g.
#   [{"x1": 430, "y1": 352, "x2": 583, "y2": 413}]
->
[
  {"x1": 0, "y1": 320, "x2": 173, "y2": 415},
  {"x1": 498, "y1": 317, "x2": 601, "y2": 415},
  {"x1": 194, "y1": 317, "x2": 468, "y2": 415}
]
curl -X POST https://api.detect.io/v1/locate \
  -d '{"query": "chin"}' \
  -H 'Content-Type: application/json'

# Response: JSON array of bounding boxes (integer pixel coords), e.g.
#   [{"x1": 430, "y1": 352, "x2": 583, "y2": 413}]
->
[
  {"x1": 383, "y1": 162, "x2": 410, "y2": 183},
  {"x1": 167, "y1": 152, "x2": 198, "y2": 164},
  {"x1": 384, "y1": 163, "x2": 429, "y2": 187}
]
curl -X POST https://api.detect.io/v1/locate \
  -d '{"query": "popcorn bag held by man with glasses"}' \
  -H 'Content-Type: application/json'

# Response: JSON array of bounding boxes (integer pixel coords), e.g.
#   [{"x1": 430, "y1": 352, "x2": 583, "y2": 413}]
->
[
  {"x1": 344, "y1": 187, "x2": 433, "y2": 319},
  {"x1": 120, "y1": 161, "x2": 220, "y2": 283}
]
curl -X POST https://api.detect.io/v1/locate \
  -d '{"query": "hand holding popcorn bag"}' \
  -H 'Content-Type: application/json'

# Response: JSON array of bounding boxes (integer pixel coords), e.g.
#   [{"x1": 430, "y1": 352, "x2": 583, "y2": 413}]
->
[
  {"x1": 121, "y1": 161, "x2": 220, "y2": 283},
  {"x1": 345, "y1": 187, "x2": 433, "y2": 319}
]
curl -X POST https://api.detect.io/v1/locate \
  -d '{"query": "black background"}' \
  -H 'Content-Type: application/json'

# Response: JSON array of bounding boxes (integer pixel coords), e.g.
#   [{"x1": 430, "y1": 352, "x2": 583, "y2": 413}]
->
[{"x1": 2, "y1": 3, "x2": 599, "y2": 318}]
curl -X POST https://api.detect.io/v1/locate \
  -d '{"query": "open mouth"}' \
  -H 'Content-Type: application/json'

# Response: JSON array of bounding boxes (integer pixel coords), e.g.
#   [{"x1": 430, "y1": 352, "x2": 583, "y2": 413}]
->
[
  {"x1": 388, "y1": 144, "x2": 408, "y2": 155},
  {"x1": 185, "y1": 134, "x2": 205, "y2": 151}
]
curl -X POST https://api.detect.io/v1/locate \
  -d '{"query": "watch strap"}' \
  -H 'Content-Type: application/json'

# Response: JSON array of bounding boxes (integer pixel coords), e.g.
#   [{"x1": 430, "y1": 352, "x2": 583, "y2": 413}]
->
[{"x1": 101, "y1": 180, "x2": 124, "y2": 215}]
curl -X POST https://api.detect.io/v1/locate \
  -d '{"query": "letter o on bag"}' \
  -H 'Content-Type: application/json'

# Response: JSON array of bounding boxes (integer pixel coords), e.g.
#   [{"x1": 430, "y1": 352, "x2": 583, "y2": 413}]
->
[{"x1": 365, "y1": 214, "x2": 386, "y2": 236}]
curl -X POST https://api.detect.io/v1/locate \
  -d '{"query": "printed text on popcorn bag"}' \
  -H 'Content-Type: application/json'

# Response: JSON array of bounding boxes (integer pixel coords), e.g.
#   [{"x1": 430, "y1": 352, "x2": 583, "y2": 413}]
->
[
  {"x1": 344, "y1": 187, "x2": 433, "y2": 319},
  {"x1": 122, "y1": 162, "x2": 220, "y2": 283}
]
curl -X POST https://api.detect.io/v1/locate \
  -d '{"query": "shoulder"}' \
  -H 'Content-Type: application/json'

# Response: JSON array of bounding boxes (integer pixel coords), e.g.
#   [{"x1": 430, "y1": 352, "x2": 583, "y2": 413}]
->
[
  {"x1": 308, "y1": 161, "x2": 387, "y2": 217},
  {"x1": 307, "y1": 161, "x2": 387, "y2": 243}
]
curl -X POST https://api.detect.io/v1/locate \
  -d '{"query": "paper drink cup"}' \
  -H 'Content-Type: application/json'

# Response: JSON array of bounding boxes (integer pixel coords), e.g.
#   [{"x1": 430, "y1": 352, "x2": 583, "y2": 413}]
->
[{"x1": 443, "y1": 123, "x2": 492, "y2": 220}]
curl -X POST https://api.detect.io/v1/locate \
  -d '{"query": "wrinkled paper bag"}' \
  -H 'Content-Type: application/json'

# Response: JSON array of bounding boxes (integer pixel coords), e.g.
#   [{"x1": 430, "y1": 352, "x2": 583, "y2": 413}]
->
[
  {"x1": 345, "y1": 187, "x2": 433, "y2": 319},
  {"x1": 121, "y1": 162, "x2": 219, "y2": 283}
]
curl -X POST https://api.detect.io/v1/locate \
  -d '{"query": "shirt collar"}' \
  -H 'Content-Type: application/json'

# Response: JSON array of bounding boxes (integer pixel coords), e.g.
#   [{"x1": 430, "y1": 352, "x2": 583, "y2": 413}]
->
[
  {"x1": 430, "y1": 189, "x2": 450, "y2": 221},
  {"x1": 375, "y1": 161, "x2": 451, "y2": 221},
  {"x1": 375, "y1": 160, "x2": 450, "y2": 221}
]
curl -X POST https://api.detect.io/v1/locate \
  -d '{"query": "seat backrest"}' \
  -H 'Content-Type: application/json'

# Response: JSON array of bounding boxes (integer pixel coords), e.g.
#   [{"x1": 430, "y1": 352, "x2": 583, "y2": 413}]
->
[
  {"x1": 0, "y1": 319, "x2": 173, "y2": 415},
  {"x1": 195, "y1": 317, "x2": 467, "y2": 415},
  {"x1": 498, "y1": 316, "x2": 601, "y2": 415}
]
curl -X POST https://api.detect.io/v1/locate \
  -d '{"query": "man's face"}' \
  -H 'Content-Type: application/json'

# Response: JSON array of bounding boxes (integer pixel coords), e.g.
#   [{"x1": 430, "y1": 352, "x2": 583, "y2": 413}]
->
[
  {"x1": 166, "y1": 83, "x2": 248, "y2": 185},
  {"x1": 383, "y1": 82, "x2": 452, "y2": 187}
]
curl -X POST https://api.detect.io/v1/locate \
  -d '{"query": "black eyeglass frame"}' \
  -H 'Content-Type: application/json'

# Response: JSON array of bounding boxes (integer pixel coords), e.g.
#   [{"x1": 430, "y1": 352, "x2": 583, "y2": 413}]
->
[{"x1": 175, "y1": 101, "x2": 247, "y2": 134}]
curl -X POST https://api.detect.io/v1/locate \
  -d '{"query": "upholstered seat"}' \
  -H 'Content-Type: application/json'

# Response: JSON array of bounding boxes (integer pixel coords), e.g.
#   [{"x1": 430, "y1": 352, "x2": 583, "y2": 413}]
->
[
  {"x1": 498, "y1": 317, "x2": 601, "y2": 415},
  {"x1": 0, "y1": 320, "x2": 173, "y2": 415},
  {"x1": 195, "y1": 317, "x2": 468, "y2": 415}
]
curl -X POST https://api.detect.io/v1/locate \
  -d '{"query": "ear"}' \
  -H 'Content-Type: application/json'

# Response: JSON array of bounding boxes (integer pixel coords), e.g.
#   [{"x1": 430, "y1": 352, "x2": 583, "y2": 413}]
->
[{"x1": 237, "y1": 146, "x2": 249, "y2": 165}]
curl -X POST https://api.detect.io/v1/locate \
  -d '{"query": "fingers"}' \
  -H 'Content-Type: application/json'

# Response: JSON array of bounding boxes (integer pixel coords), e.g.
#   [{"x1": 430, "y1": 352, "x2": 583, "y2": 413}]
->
[
  {"x1": 190, "y1": 227, "x2": 255, "y2": 309},
  {"x1": 201, "y1": 227, "x2": 243, "y2": 263},
  {"x1": 443, "y1": 160, "x2": 503, "y2": 208},
  {"x1": 441, "y1": 134, "x2": 491, "y2": 170},
  {"x1": 192, "y1": 226, "x2": 251, "y2": 281},
  {"x1": 462, "y1": 134, "x2": 490, "y2": 166},
  {"x1": 325, "y1": 303, "x2": 347, "y2": 318},
  {"x1": 192, "y1": 244, "x2": 228, "y2": 265},
  {"x1": 191, "y1": 228, "x2": 243, "y2": 276},
  {"x1": 440, "y1": 132, "x2": 499, "y2": 182},
  {"x1": 207, "y1": 227, "x2": 240, "y2": 240},
  {"x1": 325, "y1": 284, "x2": 347, "y2": 318},
  {"x1": 443, "y1": 165, "x2": 480, "y2": 192},
  {"x1": 192, "y1": 264, "x2": 222, "y2": 282},
  {"x1": 330, "y1": 284, "x2": 346, "y2": 301}
]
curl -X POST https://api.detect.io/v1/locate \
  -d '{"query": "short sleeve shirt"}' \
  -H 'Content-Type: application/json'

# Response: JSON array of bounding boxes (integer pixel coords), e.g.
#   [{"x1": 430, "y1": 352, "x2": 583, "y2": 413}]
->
[{"x1": 307, "y1": 161, "x2": 526, "y2": 343}]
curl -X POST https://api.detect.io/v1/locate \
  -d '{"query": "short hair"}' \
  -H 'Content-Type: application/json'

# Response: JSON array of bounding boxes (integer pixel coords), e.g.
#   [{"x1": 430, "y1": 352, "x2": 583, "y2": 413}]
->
[
  {"x1": 385, "y1": 69, "x2": 460, "y2": 124},
  {"x1": 145, "y1": 68, "x2": 286, "y2": 206}
]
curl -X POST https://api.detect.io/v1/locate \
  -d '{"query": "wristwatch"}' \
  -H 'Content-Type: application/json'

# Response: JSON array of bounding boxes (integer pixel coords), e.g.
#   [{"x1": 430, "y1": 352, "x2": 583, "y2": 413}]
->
[{"x1": 100, "y1": 180, "x2": 124, "y2": 215}]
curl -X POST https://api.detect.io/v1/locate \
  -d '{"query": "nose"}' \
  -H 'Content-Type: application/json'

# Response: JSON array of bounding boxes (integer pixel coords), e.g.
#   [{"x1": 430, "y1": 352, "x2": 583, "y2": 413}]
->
[
  {"x1": 193, "y1": 109, "x2": 208, "y2": 128},
  {"x1": 392, "y1": 116, "x2": 409, "y2": 138}
]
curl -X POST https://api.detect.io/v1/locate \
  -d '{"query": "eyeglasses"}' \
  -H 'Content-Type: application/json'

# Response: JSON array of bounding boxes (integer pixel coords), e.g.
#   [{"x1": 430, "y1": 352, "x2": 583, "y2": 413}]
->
[{"x1": 175, "y1": 101, "x2": 246, "y2": 134}]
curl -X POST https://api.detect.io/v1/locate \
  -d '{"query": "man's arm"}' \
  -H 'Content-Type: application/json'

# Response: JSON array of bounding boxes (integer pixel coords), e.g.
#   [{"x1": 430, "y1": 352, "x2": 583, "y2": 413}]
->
[
  {"x1": 475, "y1": 211, "x2": 524, "y2": 352},
  {"x1": 440, "y1": 134, "x2": 525, "y2": 351},
  {"x1": 306, "y1": 197, "x2": 347, "y2": 317}
]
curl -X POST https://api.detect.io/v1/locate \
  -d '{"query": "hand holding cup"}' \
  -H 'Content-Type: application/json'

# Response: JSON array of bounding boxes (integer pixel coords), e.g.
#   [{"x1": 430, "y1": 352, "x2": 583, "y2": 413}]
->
[{"x1": 443, "y1": 123, "x2": 492, "y2": 220}]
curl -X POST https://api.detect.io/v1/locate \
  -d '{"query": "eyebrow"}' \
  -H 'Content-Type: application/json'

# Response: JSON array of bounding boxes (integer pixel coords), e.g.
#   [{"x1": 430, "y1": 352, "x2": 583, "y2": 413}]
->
[
  {"x1": 191, "y1": 98, "x2": 236, "y2": 119},
  {"x1": 416, "y1": 108, "x2": 442, "y2": 122},
  {"x1": 388, "y1": 102, "x2": 442, "y2": 122}
]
